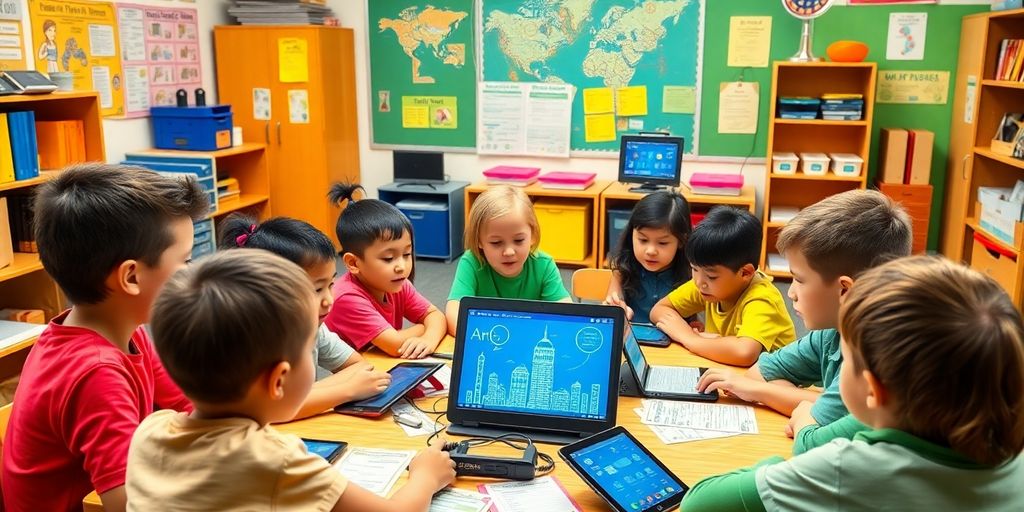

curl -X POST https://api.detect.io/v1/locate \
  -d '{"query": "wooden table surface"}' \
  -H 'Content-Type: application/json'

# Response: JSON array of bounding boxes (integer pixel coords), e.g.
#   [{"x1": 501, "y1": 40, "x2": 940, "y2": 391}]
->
[{"x1": 86, "y1": 337, "x2": 792, "y2": 510}]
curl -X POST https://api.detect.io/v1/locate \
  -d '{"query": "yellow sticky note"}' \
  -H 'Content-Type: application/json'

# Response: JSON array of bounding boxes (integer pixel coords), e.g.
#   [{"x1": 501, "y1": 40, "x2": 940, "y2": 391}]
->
[
  {"x1": 583, "y1": 87, "x2": 614, "y2": 114},
  {"x1": 663, "y1": 86, "x2": 697, "y2": 114},
  {"x1": 584, "y1": 114, "x2": 616, "y2": 142},
  {"x1": 278, "y1": 38, "x2": 309, "y2": 83},
  {"x1": 616, "y1": 86, "x2": 648, "y2": 116},
  {"x1": 401, "y1": 97, "x2": 430, "y2": 128}
]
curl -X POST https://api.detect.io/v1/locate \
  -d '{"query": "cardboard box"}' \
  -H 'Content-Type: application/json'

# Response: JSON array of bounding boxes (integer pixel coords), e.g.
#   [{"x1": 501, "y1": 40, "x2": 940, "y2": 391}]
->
[
  {"x1": 0, "y1": 197, "x2": 12, "y2": 270},
  {"x1": 970, "y1": 232, "x2": 1019, "y2": 294},
  {"x1": 878, "y1": 128, "x2": 908, "y2": 184},
  {"x1": 907, "y1": 129, "x2": 934, "y2": 185},
  {"x1": 979, "y1": 200, "x2": 1024, "y2": 247}
]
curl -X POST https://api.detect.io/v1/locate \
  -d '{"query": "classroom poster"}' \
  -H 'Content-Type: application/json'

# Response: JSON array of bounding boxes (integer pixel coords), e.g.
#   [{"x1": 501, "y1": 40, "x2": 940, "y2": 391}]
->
[
  {"x1": 29, "y1": 0, "x2": 124, "y2": 116},
  {"x1": 886, "y1": 12, "x2": 927, "y2": 61},
  {"x1": 116, "y1": 3, "x2": 201, "y2": 117},
  {"x1": 0, "y1": 0, "x2": 26, "y2": 70},
  {"x1": 728, "y1": 16, "x2": 771, "y2": 68},
  {"x1": 876, "y1": 70, "x2": 949, "y2": 105}
]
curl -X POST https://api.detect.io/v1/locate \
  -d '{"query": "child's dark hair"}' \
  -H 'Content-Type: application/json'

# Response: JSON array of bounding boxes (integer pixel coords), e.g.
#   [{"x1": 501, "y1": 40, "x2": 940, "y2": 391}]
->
[
  {"x1": 34, "y1": 163, "x2": 208, "y2": 304},
  {"x1": 685, "y1": 206, "x2": 762, "y2": 272},
  {"x1": 328, "y1": 183, "x2": 413, "y2": 258},
  {"x1": 611, "y1": 191, "x2": 692, "y2": 302},
  {"x1": 218, "y1": 213, "x2": 335, "y2": 269},
  {"x1": 152, "y1": 250, "x2": 316, "y2": 403}
]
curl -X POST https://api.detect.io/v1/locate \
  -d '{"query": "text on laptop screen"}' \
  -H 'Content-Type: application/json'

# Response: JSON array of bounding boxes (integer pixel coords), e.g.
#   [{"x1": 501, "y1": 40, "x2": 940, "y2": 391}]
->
[
  {"x1": 568, "y1": 432, "x2": 685, "y2": 511},
  {"x1": 458, "y1": 308, "x2": 616, "y2": 421},
  {"x1": 622, "y1": 141, "x2": 679, "y2": 181}
]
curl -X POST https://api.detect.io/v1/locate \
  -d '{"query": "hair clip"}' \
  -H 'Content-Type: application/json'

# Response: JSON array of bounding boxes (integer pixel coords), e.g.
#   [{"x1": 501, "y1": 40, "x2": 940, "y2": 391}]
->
[{"x1": 235, "y1": 224, "x2": 258, "y2": 247}]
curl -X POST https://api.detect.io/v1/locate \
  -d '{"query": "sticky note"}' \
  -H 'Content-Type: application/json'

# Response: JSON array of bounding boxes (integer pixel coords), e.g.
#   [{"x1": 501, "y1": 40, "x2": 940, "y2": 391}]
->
[
  {"x1": 584, "y1": 114, "x2": 616, "y2": 142},
  {"x1": 663, "y1": 86, "x2": 697, "y2": 114},
  {"x1": 278, "y1": 37, "x2": 308, "y2": 83},
  {"x1": 583, "y1": 87, "x2": 614, "y2": 114},
  {"x1": 616, "y1": 86, "x2": 648, "y2": 116}
]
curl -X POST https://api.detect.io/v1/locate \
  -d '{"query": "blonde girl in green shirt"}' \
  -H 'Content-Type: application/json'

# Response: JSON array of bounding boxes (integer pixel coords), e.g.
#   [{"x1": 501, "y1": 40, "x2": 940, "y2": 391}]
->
[{"x1": 445, "y1": 186, "x2": 570, "y2": 334}]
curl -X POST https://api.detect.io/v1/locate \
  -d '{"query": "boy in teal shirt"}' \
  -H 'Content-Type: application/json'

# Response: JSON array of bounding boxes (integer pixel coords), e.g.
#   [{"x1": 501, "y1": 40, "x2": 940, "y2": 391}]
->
[
  {"x1": 684, "y1": 257, "x2": 1024, "y2": 511},
  {"x1": 698, "y1": 191, "x2": 911, "y2": 438}
]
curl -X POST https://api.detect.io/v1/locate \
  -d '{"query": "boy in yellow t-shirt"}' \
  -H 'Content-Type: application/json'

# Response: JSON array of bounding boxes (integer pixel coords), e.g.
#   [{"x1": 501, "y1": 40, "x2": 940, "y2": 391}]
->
[{"x1": 651, "y1": 206, "x2": 795, "y2": 366}]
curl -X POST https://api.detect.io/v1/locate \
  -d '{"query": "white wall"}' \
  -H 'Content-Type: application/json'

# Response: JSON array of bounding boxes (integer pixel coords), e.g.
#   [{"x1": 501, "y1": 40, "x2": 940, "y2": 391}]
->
[
  {"x1": 328, "y1": 0, "x2": 767, "y2": 214},
  {"x1": 20, "y1": 0, "x2": 232, "y2": 163}
]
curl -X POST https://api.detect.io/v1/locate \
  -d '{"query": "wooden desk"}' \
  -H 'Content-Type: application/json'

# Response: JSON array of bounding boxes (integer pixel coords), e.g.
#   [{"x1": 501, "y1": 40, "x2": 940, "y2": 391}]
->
[
  {"x1": 85, "y1": 338, "x2": 791, "y2": 511},
  {"x1": 464, "y1": 181, "x2": 613, "y2": 269},
  {"x1": 598, "y1": 182, "x2": 757, "y2": 268}
]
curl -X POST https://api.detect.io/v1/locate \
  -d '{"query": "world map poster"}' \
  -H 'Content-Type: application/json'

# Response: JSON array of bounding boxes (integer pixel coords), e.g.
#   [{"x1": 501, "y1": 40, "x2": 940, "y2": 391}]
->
[
  {"x1": 481, "y1": 0, "x2": 703, "y2": 153},
  {"x1": 367, "y1": 0, "x2": 477, "y2": 149}
]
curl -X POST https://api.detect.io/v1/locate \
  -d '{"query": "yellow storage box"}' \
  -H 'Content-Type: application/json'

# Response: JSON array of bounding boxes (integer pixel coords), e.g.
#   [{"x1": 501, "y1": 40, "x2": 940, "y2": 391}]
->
[{"x1": 534, "y1": 199, "x2": 591, "y2": 262}]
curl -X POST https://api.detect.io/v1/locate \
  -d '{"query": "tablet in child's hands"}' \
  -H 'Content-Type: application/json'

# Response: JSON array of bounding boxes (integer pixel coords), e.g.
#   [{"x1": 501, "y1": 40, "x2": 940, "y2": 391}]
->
[
  {"x1": 302, "y1": 438, "x2": 347, "y2": 464},
  {"x1": 631, "y1": 323, "x2": 670, "y2": 347}
]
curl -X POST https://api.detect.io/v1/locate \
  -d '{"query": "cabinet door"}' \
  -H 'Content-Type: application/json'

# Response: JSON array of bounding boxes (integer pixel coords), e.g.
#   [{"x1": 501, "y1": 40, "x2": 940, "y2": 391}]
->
[
  {"x1": 939, "y1": 16, "x2": 987, "y2": 260},
  {"x1": 214, "y1": 28, "x2": 273, "y2": 147},
  {"x1": 266, "y1": 27, "x2": 334, "y2": 241}
]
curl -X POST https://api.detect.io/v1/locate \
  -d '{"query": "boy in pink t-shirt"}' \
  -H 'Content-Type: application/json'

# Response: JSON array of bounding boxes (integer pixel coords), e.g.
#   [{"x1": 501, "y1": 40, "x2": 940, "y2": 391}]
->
[{"x1": 323, "y1": 184, "x2": 446, "y2": 359}]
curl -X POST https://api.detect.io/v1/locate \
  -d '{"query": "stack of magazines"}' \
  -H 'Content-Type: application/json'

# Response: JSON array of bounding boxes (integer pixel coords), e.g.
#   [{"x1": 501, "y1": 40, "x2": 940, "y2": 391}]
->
[{"x1": 228, "y1": 0, "x2": 338, "y2": 26}]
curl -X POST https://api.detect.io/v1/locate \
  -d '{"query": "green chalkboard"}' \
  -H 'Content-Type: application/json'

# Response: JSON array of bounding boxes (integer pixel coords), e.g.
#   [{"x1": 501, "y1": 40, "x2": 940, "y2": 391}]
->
[
  {"x1": 699, "y1": 1, "x2": 986, "y2": 251},
  {"x1": 367, "y1": 0, "x2": 476, "y2": 149}
]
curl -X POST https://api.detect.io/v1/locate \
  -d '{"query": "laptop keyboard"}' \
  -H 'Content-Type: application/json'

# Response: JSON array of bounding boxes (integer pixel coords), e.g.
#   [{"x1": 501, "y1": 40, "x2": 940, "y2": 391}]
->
[{"x1": 646, "y1": 366, "x2": 701, "y2": 394}]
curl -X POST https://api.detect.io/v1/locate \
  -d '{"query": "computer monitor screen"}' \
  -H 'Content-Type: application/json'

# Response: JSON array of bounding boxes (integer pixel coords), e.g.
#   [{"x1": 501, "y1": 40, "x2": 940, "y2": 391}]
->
[
  {"x1": 618, "y1": 135, "x2": 684, "y2": 187},
  {"x1": 393, "y1": 150, "x2": 445, "y2": 183},
  {"x1": 456, "y1": 308, "x2": 617, "y2": 421}
]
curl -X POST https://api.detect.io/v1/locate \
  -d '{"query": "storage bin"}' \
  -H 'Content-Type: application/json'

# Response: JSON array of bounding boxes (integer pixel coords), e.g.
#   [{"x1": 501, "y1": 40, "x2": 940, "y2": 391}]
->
[
  {"x1": 772, "y1": 152, "x2": 798, "y2": 175},
  {"x1": 123, "y1": 155, "x2": 218, "y2": 214},
  {"x1": 970, "y1": 232, "x2": 1019, "y2": 293},
  {"x1": 192, "y1": 219, "x2": 216, "y2": 260},
  {"x1": 799, "y1": 153, "x2": 830, "y2": 176},
  {"x1": 828, "y1": 153, "x2": 863, "y2": 177},
  {"x1": 534, "y1": 199, "x2": 591, "y2": 261},
  {"x1": 396, "y1": 199, "x2": 450, "y2": 259},
  {"x1": 606, "y1": 208, "x2": 632, "y2": 260},
  {"x1": 151, "y1": 105, "x2": 233, "y2": 151}
]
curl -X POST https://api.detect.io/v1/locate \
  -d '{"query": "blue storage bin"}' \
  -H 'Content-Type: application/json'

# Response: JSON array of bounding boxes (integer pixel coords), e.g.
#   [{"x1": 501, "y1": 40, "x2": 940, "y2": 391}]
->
[
  {"x1": 192, "y1": 240, "x2": 215, "y2": 260},
  {"x1": 151, "y1": 105, "x2": 233, "y2": 151},
  {"x1": 396, "y1": 199, "x2": 450, "y2": 259},
  {"x1": 607, "y1": 208, "x2": 633, "y2": 259},
  {"x1": 122, "y1": 156, "x2": 218, "y2": 214}
]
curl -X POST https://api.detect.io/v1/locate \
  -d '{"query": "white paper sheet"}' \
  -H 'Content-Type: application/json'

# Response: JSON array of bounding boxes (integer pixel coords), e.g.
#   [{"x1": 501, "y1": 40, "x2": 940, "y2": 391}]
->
[
  {"x1": 335, "y1": 447, "x2": 415, "y2": 496},
  {"x1": 640, "y1": 399, "x2": 759, "y2": 434},
  {"x1": 633, "y1": 408, "x2": 740, "y2": 444},
  {"x1": 429, "y1": 488, "x2": 492, "y2": 512},
  {"x1": 480, "y1": 477, "x2": 581, "y2": 512},
  {"x1": 478, "y1": 82, "x2": 572, "y2": 157}
]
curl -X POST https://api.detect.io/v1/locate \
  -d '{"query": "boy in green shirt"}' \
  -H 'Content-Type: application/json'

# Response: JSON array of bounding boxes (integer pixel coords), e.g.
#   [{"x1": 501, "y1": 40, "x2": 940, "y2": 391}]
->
[
  {"x1": 697, "y1": 190, "x2": 911, "y2": 439},
  {"x1": 684, "y1": 257, "x2": 1024, "y2": 511}
]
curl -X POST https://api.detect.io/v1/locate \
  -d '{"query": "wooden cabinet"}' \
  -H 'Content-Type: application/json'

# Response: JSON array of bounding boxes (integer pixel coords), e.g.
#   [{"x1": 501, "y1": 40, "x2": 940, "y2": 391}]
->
[{"x1": 214, "y1": 26, "x2": 360, "y2": 247}]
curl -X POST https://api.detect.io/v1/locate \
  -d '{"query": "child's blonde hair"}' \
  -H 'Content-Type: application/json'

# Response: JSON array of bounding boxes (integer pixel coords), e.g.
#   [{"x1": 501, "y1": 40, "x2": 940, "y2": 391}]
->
[
  {"x1": 151, "y1": 249, "x2": 317, "y2": 404},
  {"x1": 465, "y1": 186, "x2": 540, "y2": 261},
  {"x1": 840, "y1": 256, "x2": 1024, "y2": 466}
]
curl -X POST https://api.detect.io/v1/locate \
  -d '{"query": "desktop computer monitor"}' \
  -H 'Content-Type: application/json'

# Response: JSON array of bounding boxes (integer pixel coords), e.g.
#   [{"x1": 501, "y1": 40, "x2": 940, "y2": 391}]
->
[
  {"x1": 617, "y1": 135, "x2": 684, "y2": 193},
  {"x1": 393, "y1": 150, "x2": 446, "y2": 184}
]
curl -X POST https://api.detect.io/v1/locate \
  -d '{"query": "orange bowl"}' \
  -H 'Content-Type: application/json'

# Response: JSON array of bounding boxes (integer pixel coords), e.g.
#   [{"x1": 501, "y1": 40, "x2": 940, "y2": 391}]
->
[{"x1": 827, "y1": 40, "x2": 869, "y2": 62}]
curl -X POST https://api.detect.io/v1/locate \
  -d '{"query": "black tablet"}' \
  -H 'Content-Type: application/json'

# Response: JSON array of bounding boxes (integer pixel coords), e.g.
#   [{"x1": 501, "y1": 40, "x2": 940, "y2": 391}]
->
[
  {"x1": 302, "y1": 438, "x2": 347, "y2": 463},
  {"x1": 560, "y1": 427, "x2": 688, "y2": 512},
  {"x1": 334, "y1": 362, "x2": 444, "y2": 417},
  {"x1": 630, "y1": 323, "x2": 670, "y2": 347}
]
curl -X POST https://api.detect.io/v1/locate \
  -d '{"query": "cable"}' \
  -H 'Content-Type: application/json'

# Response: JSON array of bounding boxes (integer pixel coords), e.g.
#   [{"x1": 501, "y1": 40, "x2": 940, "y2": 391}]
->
[{"x1": 441, "y1": 433, "x2": 556, "y2": 476}]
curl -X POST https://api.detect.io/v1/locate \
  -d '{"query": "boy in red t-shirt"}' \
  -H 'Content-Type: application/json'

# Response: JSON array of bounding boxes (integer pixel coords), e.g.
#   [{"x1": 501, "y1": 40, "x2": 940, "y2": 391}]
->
[{"x1": 2, "y1": 164, "x2": 208, "y2": 512}]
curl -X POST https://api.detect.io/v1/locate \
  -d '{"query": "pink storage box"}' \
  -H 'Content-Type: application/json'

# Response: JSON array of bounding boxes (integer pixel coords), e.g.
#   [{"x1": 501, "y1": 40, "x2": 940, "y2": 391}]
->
[
  {"x1": 483, "y1": 166, "x2": 540, "y2": 180},
  {"x1": 689, "y1": 173, "x2": 744, "y2": 196},
  {"x1": 538, "y1": 172, "x2": 596, "y2": 184}
]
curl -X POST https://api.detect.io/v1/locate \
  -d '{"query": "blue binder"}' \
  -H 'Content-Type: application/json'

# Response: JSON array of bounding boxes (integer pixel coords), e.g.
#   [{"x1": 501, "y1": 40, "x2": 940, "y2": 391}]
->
[{"x1": 8, "y1": 111, "x2": 39, "y2": 181}]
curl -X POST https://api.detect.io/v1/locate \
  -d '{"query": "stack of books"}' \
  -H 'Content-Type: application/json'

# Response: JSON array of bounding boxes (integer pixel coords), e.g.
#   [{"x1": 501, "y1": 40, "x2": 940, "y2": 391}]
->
[
  {"x1": 820, "y1": 94, "x2": 864, "y2": 121},
  {"x1": 996, "y1": 39, "x2": 1024, "y2": 82},
  {"x1": 777, "y1": 97, "x2": 821, "y2": 119},
  {"x1": 538, "y1": 172, "x2": 595, "y2": 190},
  {"x1": 482, "y1": 166, "x2": 540, "y2": 186},
  {"x1": 0, "y1": 111, "x2": 40, "y2": 185},
  {"x1": 6, "y1": 193, "x2": 38, "y2": 253},
  {"x1": 227, "y1": 0, "x2": 337, "y2": 26},
  {"x1": 36, "y1": 120, "x2": 86, "y2": 170}
]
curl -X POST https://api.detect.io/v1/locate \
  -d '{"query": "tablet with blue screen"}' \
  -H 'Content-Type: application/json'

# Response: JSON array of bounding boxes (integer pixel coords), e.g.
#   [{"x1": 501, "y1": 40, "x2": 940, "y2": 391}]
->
[
  {"x1": 334, "y1": 361, "x2": 444, "y2": 417},
  {"x1": 630, "y1": 323, "x2": 670, "y2": 347},
  {"x1": 560, "y1": 427, "x2": 688, "y2": 512}
]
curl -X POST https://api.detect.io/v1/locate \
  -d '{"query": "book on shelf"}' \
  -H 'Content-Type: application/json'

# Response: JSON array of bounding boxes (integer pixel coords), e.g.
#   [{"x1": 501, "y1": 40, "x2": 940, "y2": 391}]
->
[
  {"x1": 0, "y1": 197, "x2": 11, "y2": 269},
  {"x1": 7, "y1": 111, "x2": 39, "y2": 181},
  {"x1": 996, "y1": 39, "x2": 1024, "y2": 82},
  {"x1": 36, "y1": 120, "x2": 87, "y2": 171},
  {"x1": 0, "y1": 114, "x2": 14, "y2": 184},
  {"x1": 6, "y1": 193, "x2": 37, "y2": 253},
  {"x1": 0, "y1": 320, "x2": 46, "y2": 352}
]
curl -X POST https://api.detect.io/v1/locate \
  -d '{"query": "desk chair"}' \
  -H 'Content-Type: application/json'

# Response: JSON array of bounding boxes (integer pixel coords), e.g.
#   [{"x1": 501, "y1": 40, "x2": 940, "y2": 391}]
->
[{"x1": 571, "y1": 268, "x2": 612, "y2": 302}]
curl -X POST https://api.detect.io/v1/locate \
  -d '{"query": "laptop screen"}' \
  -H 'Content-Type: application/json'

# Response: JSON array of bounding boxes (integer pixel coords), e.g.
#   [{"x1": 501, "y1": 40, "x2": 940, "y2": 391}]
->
[
  {"x1": 457, "y1": 308, "x2": 617, "y2": 421},
  {"x1": 566, "y1": 431, "x2": 687, "y2": 511},
  {"x1": 623, "y1": 327, "x2": 650, "y2": 382}
]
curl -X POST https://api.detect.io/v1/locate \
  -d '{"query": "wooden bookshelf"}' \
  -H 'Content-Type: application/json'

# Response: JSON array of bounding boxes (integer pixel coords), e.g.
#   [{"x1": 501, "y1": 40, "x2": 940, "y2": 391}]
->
[
  {"x1": 0, "y1": 92, "x2": 103, "y2": 381},
  {"x1": 760, "y1": 62, "x2": 877, "y2": 279},
  {"x1": 940, "y1": 8, "x2": 1024, "y2": 309}
]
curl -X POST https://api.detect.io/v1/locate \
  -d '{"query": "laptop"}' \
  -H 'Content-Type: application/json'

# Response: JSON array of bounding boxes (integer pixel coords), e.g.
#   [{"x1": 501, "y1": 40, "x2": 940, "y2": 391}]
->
[
  {"x1": 560, "y1": 426, "x2": 688, "y2": 512},
  {"x1": 620, "y1": 324, "x2": 718, "y2": 402},
  {"x1": 447, "y1": 297, "x2": 625, "y2": 445}
]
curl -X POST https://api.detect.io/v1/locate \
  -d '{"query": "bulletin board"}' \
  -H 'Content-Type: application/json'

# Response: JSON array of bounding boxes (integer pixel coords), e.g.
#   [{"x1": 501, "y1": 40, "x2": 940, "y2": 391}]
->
[{"x1": 28, "y1": 0, "x2": 125, "y2": 117}]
